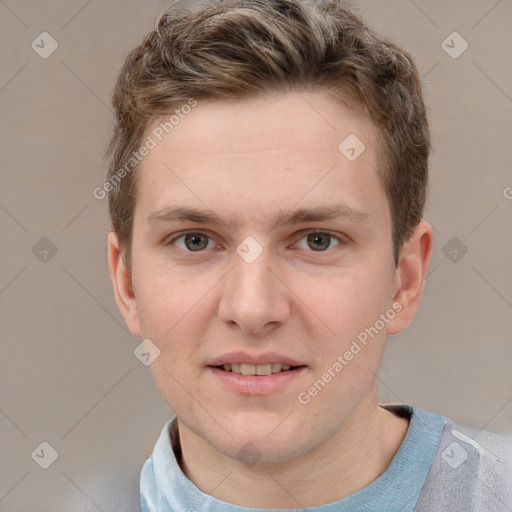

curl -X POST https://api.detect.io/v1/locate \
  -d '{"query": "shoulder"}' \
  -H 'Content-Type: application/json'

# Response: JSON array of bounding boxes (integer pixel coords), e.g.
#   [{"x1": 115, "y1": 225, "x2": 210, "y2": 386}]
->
[{"x1": 416, "y1": 417, "x2": 512, "y2": 511}]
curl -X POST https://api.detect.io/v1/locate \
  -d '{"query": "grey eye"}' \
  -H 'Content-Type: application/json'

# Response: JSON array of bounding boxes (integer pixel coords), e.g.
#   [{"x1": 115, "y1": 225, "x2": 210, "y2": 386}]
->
[
  {"x1": 306, "y1": 232, "x2": 332, "y2": 251},
  {"x1": 183, "y1": 233, "x2": 210, "y2": 251}
]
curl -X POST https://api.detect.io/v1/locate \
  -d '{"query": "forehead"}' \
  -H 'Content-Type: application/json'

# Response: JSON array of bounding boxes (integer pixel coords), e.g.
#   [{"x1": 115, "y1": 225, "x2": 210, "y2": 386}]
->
[
  {"x1": 144, "y1": 91, "x2": 380, "y2": 160},
  {"x1": 134, "y1": 91, "x2": 387, "y2": 228}
]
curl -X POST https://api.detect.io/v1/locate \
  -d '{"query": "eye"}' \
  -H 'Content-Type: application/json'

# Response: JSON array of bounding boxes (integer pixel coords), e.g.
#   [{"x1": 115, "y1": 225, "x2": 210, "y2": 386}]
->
[
  {"x1": 167, "y1": 230, "x2": 346, "y2": 254},
  {"x1": 295, "y1": 231, "x2": 343, "y2": 252},
  {"x1": 170, "y1": 232, "x2": 216, "y2": 252}
]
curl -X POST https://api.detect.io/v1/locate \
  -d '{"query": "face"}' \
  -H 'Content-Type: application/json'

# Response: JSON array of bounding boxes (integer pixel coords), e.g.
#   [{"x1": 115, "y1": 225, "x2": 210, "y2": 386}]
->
[{"x1": 111, "y1": 91, "x2": 410, "y2": 463}]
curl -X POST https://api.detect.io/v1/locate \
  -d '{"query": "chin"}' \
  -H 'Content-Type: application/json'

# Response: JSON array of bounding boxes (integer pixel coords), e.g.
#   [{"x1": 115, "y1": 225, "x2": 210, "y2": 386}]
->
[{"x1": 207, "y1": 412, "x2": 312, "y2": 464}]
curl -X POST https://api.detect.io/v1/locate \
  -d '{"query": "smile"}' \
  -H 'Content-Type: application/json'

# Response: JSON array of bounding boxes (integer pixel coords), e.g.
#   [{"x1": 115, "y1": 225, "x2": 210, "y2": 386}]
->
[{"x1": 217, "y1": 363, "x2": 300, "y2": 375}]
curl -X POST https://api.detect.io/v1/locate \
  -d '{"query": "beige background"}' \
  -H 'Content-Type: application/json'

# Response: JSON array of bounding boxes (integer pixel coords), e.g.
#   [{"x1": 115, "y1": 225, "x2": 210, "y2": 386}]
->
[{"x1": 1, "y1": 0, "x2": 511, "y2": 510}]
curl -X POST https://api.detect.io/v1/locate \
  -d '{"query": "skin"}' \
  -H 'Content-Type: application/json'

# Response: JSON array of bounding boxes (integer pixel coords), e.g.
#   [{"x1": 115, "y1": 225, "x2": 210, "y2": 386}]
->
[{"x1": 108, "y1": 91, "x2": 433, "y2": 508}]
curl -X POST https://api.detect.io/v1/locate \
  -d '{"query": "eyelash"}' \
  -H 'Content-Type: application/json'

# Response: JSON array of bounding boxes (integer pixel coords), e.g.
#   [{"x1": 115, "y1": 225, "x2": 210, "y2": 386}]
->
[{"x1": 166, "y1": 229, "x2": 348, "y2": 254}]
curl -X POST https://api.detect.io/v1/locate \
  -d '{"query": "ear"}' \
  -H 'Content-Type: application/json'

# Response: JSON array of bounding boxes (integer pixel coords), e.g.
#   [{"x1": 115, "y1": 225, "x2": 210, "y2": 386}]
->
[
  {"x1": 107, "y1": 231, "x2": 142, "y2": 337},
  {"x1": 386, "y1": 220, "x2": 434, "y2": 335}
]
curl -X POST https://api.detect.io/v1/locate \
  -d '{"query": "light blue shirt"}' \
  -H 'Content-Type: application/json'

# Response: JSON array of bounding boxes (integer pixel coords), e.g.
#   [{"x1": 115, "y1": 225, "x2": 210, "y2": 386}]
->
[{"x1": 140, "y1": 404, "x2": 512, "y2": 511}]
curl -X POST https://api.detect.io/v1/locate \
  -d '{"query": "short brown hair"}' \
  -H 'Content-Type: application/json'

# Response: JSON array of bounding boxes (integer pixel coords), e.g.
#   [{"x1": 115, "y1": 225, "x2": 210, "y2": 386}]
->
[{"x1": 105, "y1": 0, "x2": 430, "y2": 269}]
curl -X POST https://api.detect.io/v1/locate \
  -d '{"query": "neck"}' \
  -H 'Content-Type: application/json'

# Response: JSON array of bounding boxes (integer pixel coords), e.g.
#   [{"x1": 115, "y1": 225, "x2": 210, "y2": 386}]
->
[{"x1": 176, "y1": 394, "x2": 410, "y2": 508}]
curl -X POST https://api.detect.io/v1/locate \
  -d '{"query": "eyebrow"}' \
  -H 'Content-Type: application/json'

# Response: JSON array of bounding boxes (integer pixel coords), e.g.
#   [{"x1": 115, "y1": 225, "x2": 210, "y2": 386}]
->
[{"x1": 146, "y1": 204, "x2": 370, "y2": 231}]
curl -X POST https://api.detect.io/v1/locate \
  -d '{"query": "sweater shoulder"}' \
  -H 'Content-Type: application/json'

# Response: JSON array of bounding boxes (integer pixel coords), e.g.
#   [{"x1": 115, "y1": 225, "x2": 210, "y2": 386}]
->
[{"x1": 415, "y1": 419, "x2": 512, "y2": 511}]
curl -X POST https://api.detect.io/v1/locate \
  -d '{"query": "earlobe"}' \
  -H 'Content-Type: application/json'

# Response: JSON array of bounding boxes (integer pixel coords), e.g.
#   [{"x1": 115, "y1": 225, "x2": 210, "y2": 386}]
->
[
  {"x1": 386, "y1": 221, "x2": 434, "y2": 336},
  {"x1": 107, "y1": 231, "x2": 142, "y2": 337}
]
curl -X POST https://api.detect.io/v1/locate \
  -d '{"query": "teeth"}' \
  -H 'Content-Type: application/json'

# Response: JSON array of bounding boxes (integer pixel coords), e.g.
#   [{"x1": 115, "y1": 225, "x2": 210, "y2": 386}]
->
[
  {"x1": 221, "y1": 363, "x2": 295, "y2": 375},
  {"x1": 272, "y1": 363, "x2": 282, "y2": 373},
  {"x1": 256, "y1": 364, "x2": 272, "y2": 376},
  {"x1": 240, "y1": 363, "x2": 256, "y2": 375}
]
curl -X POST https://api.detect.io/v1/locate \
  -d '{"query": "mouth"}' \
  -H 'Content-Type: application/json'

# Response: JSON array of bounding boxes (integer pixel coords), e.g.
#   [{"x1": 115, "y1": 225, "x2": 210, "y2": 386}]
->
[
  {"x1": 208, "y1": 363, "x2": 307, "y2": 395},
  {"x1": 206, "y1": 353, "x2": 308, "y2": 394},
  {"x1": 213, "y1": 363, "x2": 305, "y2": 375}
]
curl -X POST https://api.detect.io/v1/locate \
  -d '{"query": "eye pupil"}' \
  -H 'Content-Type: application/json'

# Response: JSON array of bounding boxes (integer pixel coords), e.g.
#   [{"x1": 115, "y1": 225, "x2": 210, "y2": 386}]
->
[
  {"x1": 185, "y1": 233, "x2": 208, "y2": 251},
  {"x1": 307, "y1": 232, "x2": 330, "y2": 251}
]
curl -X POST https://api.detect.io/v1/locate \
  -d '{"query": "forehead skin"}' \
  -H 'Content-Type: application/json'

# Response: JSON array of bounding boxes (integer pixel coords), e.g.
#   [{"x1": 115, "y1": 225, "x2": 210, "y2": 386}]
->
[{"x1": 133, "y1": 91, "x2": 392, "y2": 260}]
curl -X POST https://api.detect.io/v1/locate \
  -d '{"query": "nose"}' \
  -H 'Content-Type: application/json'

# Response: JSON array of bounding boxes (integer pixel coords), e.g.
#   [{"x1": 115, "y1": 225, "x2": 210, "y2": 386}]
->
[{"x1": 218, "y1": 248, "x2": 291, "y2": 335}]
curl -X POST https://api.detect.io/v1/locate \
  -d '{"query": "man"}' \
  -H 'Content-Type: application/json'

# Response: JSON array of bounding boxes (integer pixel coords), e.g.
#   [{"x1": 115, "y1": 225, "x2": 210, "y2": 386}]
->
[{"x1": 105, "y1": 0, "x2": 512, "y2": 510}]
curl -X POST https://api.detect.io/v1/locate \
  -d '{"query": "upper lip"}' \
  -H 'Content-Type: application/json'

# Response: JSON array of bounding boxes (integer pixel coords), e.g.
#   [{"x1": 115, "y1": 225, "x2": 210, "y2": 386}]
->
[{"x1": 208, "y1": 351, "x2": 305, "y2": 367}]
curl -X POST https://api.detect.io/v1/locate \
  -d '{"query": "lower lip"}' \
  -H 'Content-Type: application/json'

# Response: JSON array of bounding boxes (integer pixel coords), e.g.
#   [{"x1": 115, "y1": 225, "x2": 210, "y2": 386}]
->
[{"x1": 208, "y1": 366, "x2": 307, "y2": 395}]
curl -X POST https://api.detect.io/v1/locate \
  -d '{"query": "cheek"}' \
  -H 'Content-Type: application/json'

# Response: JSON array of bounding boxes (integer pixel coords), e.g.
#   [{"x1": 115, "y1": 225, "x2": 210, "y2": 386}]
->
[
  {"x1": 300, "y1": 266, "x2": 393, "y2": 341},
  {"x1": 133, "y1": 256, "x2": 211, "y2": 335}
]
